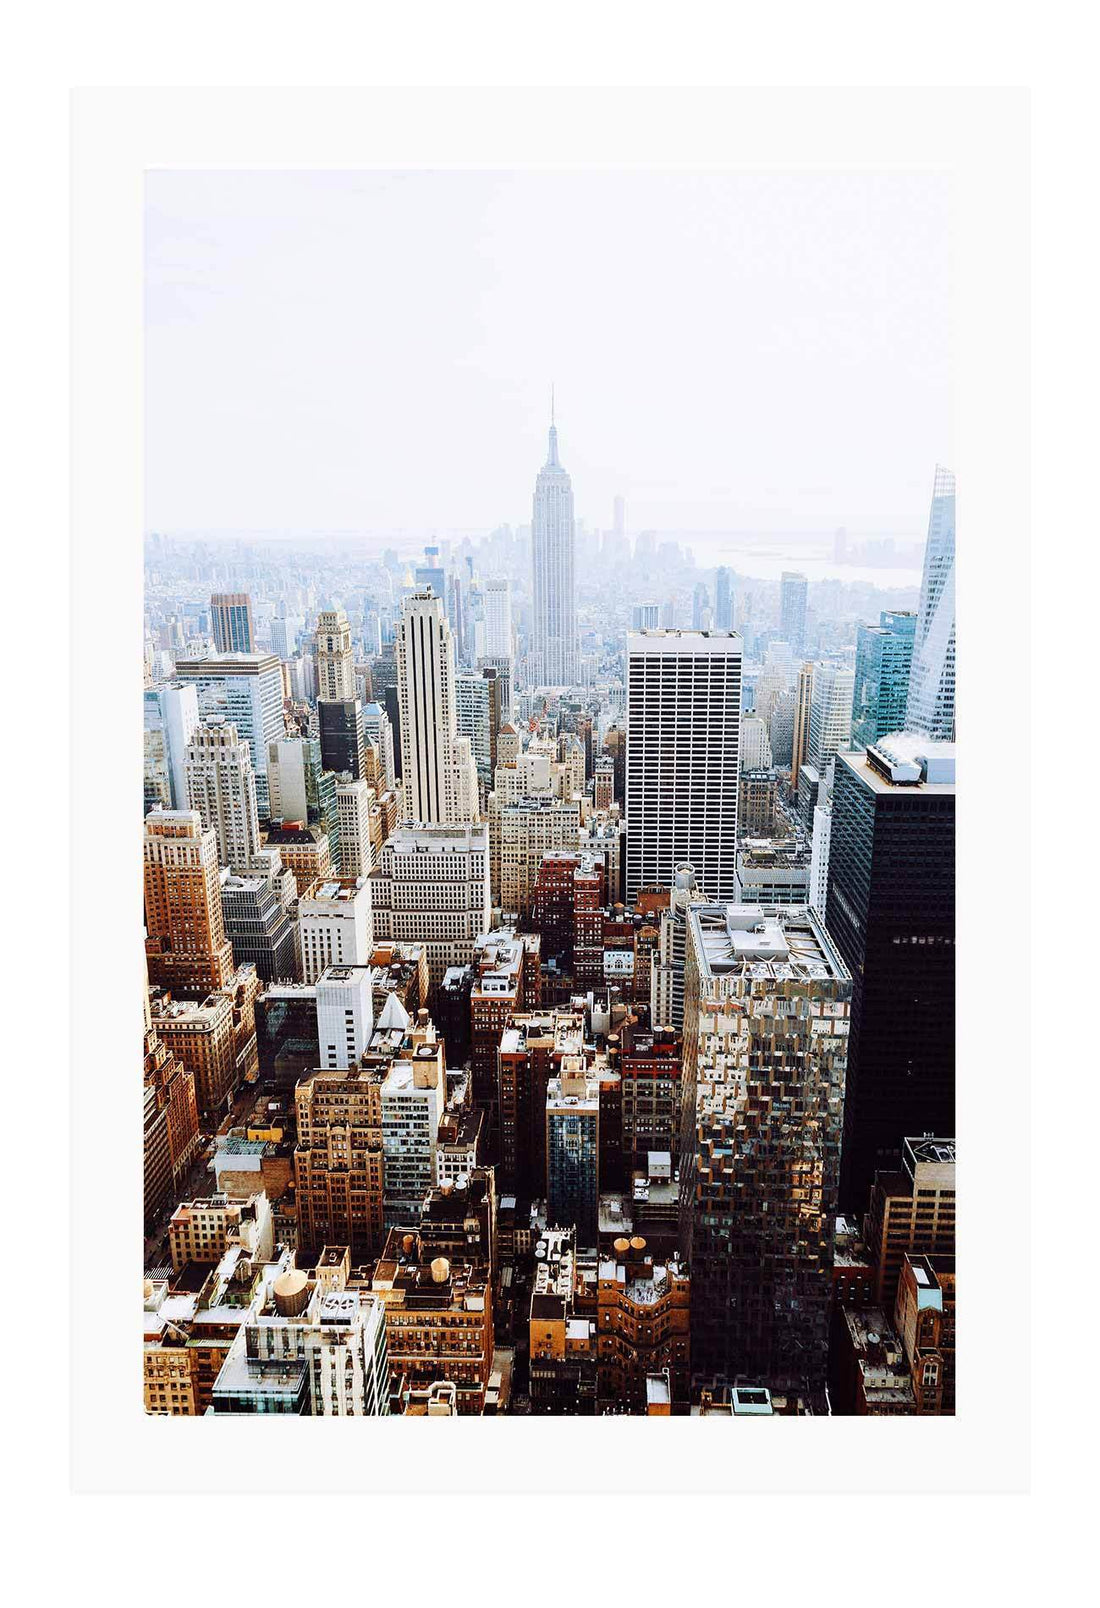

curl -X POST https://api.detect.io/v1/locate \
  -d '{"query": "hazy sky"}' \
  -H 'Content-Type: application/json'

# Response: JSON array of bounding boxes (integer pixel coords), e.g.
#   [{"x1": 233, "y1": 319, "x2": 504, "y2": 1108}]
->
[{"x1": 146, "y1": 169, "x2": 951, "y2": 539}]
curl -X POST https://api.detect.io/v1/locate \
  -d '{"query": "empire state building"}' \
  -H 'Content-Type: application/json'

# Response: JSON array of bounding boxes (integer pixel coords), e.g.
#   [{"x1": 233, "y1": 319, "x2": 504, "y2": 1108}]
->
[{"x1": 531, "y1": 411, "x2": 577, "y2": 687}]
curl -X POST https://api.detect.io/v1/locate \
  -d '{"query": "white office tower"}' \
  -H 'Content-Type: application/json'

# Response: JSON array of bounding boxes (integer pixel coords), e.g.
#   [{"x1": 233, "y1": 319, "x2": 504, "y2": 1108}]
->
[
  {"x1": 306, "y1": 1290, "x2": 390, "y2": 1416},
  {"x1": 625, "y1": 629, "x2": 743, "y2": 904},
  {"x1": 396, "y1": 590, "x2": 479, "y2": 825},
  {"x1": 298, "y1": 877, "x2": 374, "y2": 984},
  {"x1": 809, "y1": 799, "x2": 832, "y2": 915},
  {"x1": 315, "y1": 608, "x2": 357, "y2": 701},
  {"x1": 362, "y1": 701, "x2": 396, "y2": 793},
  {"x1": 531, "y1": 411, "x2": 577, "y2": 687},
  {"x1": 651, "y1": 863, "x2": 708, "y2": 1031},
  {"x1": 336, "y1": 777, "x2": 375, "y2": 878},
  {"x1": 144, "y1": 681, "x2": 200, "y2": 811},
  {"x1": 484, "y1": 577, "x2": 513, "y2": 660},
  {"x1": 370, "y1": 823, "x2": 491, "y2": 996},
  {"x1": 184, "y1": 722, "x2": 261, "y2": 872},
  {"x1": 807, "y1": 662, "x2": 855, "y2": 772},
  {"x1": 316, "y1": 963, "x2": 374, "y2": 1070},
  {"x1": 906, "y1": 465, "x2": 956, "y2": 740},
  {"x1": 740, "y1": 714, "x2": 773, "y2": 772}
]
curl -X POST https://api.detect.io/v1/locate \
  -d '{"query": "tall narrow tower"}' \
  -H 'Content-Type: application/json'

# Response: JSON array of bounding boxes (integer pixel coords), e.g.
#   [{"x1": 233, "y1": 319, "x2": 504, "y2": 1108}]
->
[
  {"x1": 395, "y1": 590, "x2": 478, "y2": 825},
  {"x1": 906, "y1": 466, "x2": 956, "y2": 741},
  {"x1": 531, "y1": 403, "x2": 577, "y2": 687}
]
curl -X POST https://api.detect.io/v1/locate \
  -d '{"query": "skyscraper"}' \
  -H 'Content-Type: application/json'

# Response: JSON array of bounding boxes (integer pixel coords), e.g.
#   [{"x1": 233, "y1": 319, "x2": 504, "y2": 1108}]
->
[
  {"x1": 851, "y1": 611, "x2": 917, "y2": 750},
  {"x1": 625, "y1": 629, "x2": 743, "y2": 904},
  {"x1": 906, "y1": 466, "x2": 956, "y2": 741},
  {"x1": 173, "y1": 651, "x2": 284, "y2": 816},
  {"x1": 144, "y1": 682, "x2": 200, "y2": 812},
  {"x1": 790, "y1": 661, "x2": 814, "y2": 793},
  {"x1": 807, "y1": 661, "x2": 855, "y2": 772},
  {"x1": 531, "y1": 410, "x2": 577, "y2": 687},
  {"x1": 315, "y1": 608, "x2": 357, "y2": 702},
  {"x1": 679, "y1": 902, "x2": 850, "y2": 1396},
  {"x1": 144, "y1": 810, "x2": 235, "y2": 998},
  {"x1": 826, "y1": 734, "x2": 956, "y2": 1207},
  {"x1": 210, "y1": 593, "x2": 255, "y2": 655},
  {"x1": 315, "y1": 607, "x2": 366, "y2": 780},
  {"x1": 714, "y1": 567, "x2": 734, "y2": 631},
  {"x1": 395, "y1": 590, "x2": 478, "y2": 825},
  {"x1": 184, "y1": 722, "x2": 261, "y2": 871},
  {"x1": 780, "y1": 572, "x2": 808, "y2": 655},
  {"x1": 483, "y1": 577, "x2": 513, "y2": 661}
]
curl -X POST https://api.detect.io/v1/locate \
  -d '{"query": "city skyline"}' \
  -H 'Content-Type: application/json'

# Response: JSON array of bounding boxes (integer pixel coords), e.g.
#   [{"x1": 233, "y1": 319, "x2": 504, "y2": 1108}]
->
[{"x1": 146, "y1": 170, "x2": 951, "y2": 541}]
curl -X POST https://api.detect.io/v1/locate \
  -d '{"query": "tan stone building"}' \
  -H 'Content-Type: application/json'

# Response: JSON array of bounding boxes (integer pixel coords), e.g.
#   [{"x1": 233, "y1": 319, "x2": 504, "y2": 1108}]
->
[
  {"x1": 144, "y1": 809, "x2": 235, "y2": 998},
  {"x1": 597, "y1": 1237, "x2": 690, "y2": 1411}
]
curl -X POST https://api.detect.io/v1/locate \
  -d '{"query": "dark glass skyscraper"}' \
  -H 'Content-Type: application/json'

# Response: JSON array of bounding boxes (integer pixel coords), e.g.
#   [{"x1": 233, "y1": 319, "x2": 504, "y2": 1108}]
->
[{"x1": 826, "y1": 735, "x2": 956, "y2": 1209}]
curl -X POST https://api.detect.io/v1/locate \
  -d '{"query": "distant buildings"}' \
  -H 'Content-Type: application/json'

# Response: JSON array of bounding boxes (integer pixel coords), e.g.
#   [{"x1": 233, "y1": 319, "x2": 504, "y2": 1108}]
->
[
  {"x1": 210, "y1": 592, "x2": 255, "y2": 655},
  {"x1": 779, "y1": 571, "x2": 808, "y2": 655}
]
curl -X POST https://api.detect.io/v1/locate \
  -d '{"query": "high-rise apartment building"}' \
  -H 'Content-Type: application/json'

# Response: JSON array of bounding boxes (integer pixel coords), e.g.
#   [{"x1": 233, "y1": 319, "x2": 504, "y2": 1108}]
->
[
  {"x1": 679, "y1": 902, "x2": 850, "y2": 1396},
  {"x1": 625, "y1": 630, "x2": 743, "y2": 904},
  {"x1": 906, "y1": 466, "x2": 956, "y2": 741},
  {"x1": 210, "y1": 592, "x2": 255, "y2": 655},
  {"x1": 780, "y1": 571, "x2": 808, "y2": 654},
  {"x1": 144, "y1": 810, "x2": 235, "y2": 998},
  {"x1": 395, "y1": 590, "x2": 479, "y2": 825},
  {"x1": 370, "y1": 823, "x2": 491, "y2": 998},
  {"x1": 173, "y1": 652, "x2": 285, "y2": 816},
  {"x1": 826, "y1": 736, "x2": 956, "y2": 1207},
  {"x1": 184, "y1": 722, "x2": 261, "y2": 871},
  {"x1": 808, "y1": 661, "x2": 855, "y2": 773},
  {"x1": 851, "y1": 610, "x2": 917, "y2": 750},
  {"x1": 531, "y1": 413, "x2": 577, "y2": 687}
]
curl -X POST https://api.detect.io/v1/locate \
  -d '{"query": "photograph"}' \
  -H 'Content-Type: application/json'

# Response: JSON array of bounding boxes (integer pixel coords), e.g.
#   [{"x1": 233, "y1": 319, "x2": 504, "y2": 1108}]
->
[{"x1": 141, "y1": 166, "x2": 956, "y2": 1420}]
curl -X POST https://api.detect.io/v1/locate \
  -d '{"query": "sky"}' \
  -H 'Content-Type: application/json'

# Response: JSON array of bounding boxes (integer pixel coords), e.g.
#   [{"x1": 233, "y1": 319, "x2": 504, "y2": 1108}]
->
[{"x1": 145, "y1": 169, "x2": 952, "y2": 541}]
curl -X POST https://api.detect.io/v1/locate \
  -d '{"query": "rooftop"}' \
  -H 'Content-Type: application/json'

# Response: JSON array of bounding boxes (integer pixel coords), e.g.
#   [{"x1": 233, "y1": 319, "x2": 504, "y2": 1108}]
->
[{"x1": 688, "y1": 902, "x2": 849, "y2": 984}]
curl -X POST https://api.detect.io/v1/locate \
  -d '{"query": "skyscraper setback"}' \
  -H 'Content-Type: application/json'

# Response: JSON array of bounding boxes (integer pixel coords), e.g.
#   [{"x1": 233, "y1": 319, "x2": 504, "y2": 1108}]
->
[{"x1": 530, "y1": 411, "x2": 577, "y2": 687}]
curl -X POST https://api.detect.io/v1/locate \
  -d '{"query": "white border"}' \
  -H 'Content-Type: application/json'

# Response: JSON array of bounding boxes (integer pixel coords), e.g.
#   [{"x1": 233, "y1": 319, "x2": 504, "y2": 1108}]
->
[{"x1": 69, "y1": 85, "x2": 1029, "y2": 1498}]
